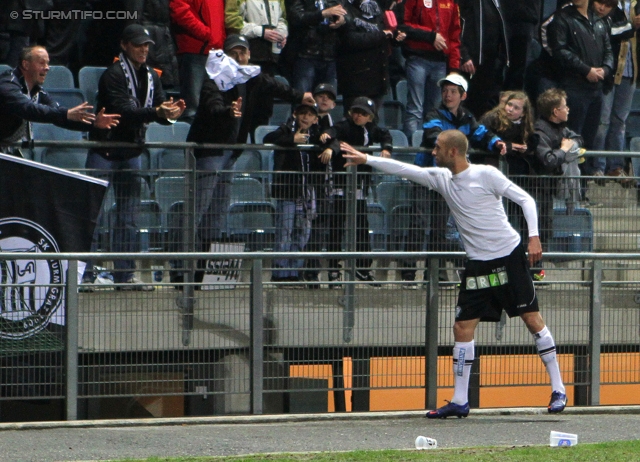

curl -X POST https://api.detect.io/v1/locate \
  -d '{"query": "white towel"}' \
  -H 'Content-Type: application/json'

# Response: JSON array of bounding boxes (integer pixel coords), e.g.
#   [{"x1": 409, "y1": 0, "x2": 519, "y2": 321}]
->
[{"x1": 205, "y1": 50, "x2": 261, "y2": 92}]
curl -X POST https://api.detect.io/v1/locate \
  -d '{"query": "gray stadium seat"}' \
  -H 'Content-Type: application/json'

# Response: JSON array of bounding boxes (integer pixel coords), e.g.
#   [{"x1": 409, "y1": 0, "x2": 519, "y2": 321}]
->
[
  {"x1": 78, "y1": 66, "x2": 106, "y2": 109},
  {"x1": 43, "y1": 65, "x2": 74, "y2": 89},
  {"x1": 46, "y1": 88, "x2": 86, "y2": 109}
]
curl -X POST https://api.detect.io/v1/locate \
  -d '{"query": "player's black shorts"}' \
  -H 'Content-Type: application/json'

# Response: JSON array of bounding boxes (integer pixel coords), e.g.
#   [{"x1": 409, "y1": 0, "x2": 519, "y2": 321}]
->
[{"x1": 455, "y1": 244, "x2": 538, "y2": 322}]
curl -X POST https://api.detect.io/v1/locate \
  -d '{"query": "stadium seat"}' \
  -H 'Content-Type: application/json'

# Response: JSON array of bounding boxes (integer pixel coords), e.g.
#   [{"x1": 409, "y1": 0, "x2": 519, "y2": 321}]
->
[
  {"x1": 108, "y1": 199, "x2": 163, "y2": 252},
  {"x1": 626, "y1": 111, "x2": 640, "y2": 141},
  {"x1": 230, "y1": 176, "x2": 266, "y2": 203},
  {"x1": 234, "y1": 149, "x2": 263, "y2": 174},
  {"x1": 388, "y1": 129, "x2": 408, "y2": 147},
  {"x1": 146, "y1": 122, "x2": 191, "y2": 175},
  {"x1": 78, "y1": 66, "x2": 106, "y2": 108},
  {"x1": 378, "y1": 100, "x2": 404, "y2": 129},
  {"x1": 269, "y1": 101, "x2": 291, "y2": 125},
  {"x1": 369, "y1": 180, "x2": 414, "y2": 251},
  {"x1": 253, "y1": 125, "x2": 279, "y2": 145},
  {"x1": 329, "y1": 102, "x2": 345, "y2": 123},
  {"x1": 31, "y1": 123, "x2": 85, "y2": 168},
  {"x1": 46, "y1": 89, "x2": 86, "y2": 109},
  {"x1": 43, "y1": 65, "x2": 74, "y2": 89},
  {"x1": 395, "y1": 79, "x2": 407, "y2": 108},
  {"x1": 154, "y1": 176, "x2": 186, "y2": 232},
  {"x1": 547, "y1": 207, "x2": 593, "y2": 252},
  {"x1": 226, "y1": 201, "x2": 276, "y2": 251},
  {"x1": 411, "y1": 130, "x2": 423, "y2": 147},
  {"x1": 630, "y1": 137, "x2": 640, "y2": 177}
]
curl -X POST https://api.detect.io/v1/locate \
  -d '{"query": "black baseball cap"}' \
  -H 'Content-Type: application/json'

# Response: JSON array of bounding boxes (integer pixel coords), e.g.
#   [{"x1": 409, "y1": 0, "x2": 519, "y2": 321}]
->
[
  {"x1": 224, "y1": 34, "x2": 250, "y2": 52},
  {"x1": 313, "y1": 83, "x2": 337, "y2": 100},
  {"x1": 294, "y1": 103, "x2": 319, "y2": 115},
  {"x1": 121, "y1": 24, "x2": 155, "y2": 45},
  {"x1": 350, "y1": 96, "x2": 375, "y2": 116}
]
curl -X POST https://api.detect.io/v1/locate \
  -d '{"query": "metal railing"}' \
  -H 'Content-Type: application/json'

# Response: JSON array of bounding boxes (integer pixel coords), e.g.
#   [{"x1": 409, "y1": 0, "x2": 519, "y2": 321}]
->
[
  {"x1": 0, "y1": 250, "x2": 639, "y2": 420},
  {"x1": 2, "y1": 139, "x2": 640, "y2": 421}
]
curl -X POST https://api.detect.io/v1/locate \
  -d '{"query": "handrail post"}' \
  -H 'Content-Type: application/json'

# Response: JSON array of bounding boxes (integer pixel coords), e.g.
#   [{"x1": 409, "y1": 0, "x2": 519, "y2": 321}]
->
[
  {"x1": 65, "y1": 259, "x2": 79, "y2": 420},
  {"x1": 589, "y1": 259, "x2": 602, "y2": 405},
  {"x1": 181, "y1": 146, "x2": 197, "y2": 346},
  {"x1": 343, "y1": 168, "x2": 357, "y2": 343},
  {"x1": 425, "y1": 257, "x2": 439, "y2": 410},
  {"x1": 250, "y1": 259, "x2": 264, "y2": 414}
]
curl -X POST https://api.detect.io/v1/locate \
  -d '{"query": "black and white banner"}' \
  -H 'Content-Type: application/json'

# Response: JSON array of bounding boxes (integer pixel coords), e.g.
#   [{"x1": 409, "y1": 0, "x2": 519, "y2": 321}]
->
[{"x1": 0, "y1": 154, "x2": 107, "y2": 339}]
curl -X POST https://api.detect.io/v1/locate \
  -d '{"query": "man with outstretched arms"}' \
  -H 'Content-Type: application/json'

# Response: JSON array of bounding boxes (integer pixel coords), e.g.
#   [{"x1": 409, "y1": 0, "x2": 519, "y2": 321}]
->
[{"x1": 342, "y1": 129, "x2": 567, "y2": 418}]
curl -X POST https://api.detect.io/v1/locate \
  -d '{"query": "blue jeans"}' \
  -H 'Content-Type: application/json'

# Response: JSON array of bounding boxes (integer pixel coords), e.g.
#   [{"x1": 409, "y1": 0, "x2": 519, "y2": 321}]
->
[
  {"x1": 273, "y1": 199, "x2": 311, "y2": 278},
  {"x1": 195, "y1": 152, "x2": 236, "y2": 242},
  {"x1": 86, "y1": 152, "x2": 143, "y2": 282},
  {"x1": 593, "y1": 77, "x2": 635, "y2": 173},
  {"x1": 292, "y1": 57, "x2": 337, "y2": 93},
  {"x1": 402, "y1": 56, "x2": 446, "y2": 139},
  {"x1": 178, "y1": 53, "x2": 209, "y2": 123}
]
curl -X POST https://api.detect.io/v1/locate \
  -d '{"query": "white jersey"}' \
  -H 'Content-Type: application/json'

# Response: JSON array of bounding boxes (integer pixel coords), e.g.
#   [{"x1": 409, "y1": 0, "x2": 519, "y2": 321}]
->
[{"x1": 366, "y1": 156, "x2": 539, "y2": 261}]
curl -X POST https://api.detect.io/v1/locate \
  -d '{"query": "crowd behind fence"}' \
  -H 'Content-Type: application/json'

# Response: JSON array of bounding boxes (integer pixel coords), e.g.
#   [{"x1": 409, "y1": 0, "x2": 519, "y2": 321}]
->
[{"x1": 1, "y1": 139, "x2": 640, "y2": 421}]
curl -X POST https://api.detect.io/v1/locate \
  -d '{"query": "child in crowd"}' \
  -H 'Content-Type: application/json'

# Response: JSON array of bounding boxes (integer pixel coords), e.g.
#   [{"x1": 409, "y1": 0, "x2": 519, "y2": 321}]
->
[
  {"x1": 533, "y1": 88, "x2": 585, "y2": 242},
  {"x1": 303, "y1": 83, "x2": 339, "y2": 287},
  {"x1": 320, "y1": 97, "x2": 393, "y2": 286},
  {"x1": 264, "y1": 103, "x2": 331, "y2": 283},
  {"x1": 481, "y1": 91, "x2": 536, "y2": 177}
]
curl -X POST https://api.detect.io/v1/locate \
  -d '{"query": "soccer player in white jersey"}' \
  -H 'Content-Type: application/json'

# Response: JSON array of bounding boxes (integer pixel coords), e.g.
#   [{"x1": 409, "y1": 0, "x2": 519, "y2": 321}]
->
[{"x1": 342, "y1": 129, "x2": 567, "y2": 418}]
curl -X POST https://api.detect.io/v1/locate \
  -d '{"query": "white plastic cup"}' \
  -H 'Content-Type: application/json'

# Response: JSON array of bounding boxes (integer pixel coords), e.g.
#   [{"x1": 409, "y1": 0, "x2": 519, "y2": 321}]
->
[
  {"x1": 415, "y1": 435, "x2": 438, "y2": 450},
  {"x1": 550, "y1": 431, "x2": 578, "y2": 447}
]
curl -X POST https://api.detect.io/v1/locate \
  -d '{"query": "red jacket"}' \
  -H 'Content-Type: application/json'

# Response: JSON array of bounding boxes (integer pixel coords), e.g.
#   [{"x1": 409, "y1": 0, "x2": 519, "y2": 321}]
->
[
  {"x1": 170, "y1": 0, "x2": 226, "y2": 55},
  {"x1": 402, "y1": 0, "x2": 461, "y2": 71}
]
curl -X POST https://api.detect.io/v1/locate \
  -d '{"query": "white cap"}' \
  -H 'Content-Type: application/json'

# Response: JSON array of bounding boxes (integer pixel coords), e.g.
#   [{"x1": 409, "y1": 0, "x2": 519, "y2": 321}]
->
[{"x1": 437, "y1": 73, "x2": 468, "y2": 92}]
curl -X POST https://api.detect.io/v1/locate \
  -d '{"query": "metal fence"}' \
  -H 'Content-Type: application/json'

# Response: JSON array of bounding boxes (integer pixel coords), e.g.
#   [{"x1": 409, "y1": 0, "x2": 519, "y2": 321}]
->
[
  {"x1": 0, "y1": 251, "x2": 639, "y2": 422},
  {"x1": 1, "y1": 138, "x2": 640, "y2": 421}
]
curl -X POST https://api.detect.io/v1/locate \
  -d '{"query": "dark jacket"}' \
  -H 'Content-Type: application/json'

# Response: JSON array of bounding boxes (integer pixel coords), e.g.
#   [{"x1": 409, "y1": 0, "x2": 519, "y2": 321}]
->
[
  {"x1": 125, "y1": 0, "x2": 180, "y2": 89},
  {"x1": 532, "y1": 117, "x2": 582, "y2": 175},
  {"x1": 502, "y1": 0, "x2": 540, "y2": 25},
  {"x1": 324, "y1": 117, "x2": 393, "y2": 188},
  {"x1": 288, "y1": 0, "x2": 341, "y2": 61},
  {"x1": 187, "y1": 73, "x2": 303, "y2": 158},
  {"x1": 418, "y1": 104, "x2": 501, "y2": 166},
  {"x1": 458, "y1": 0, "x2": 509, "y2": 66},
  {"x1": 264, "y1": 119, "x2": 324, "y2": 200},
  {"x1": 480, "y1": 111, "x2": 536, "y2": 176},
  {"x1": 0, "y1": 67, "x2": 87, "y2": 143},
  {"x1": 548, "y1": 5, "x2": 614, "y2": 91},
  {"x1": 335, "y1": 0, "x2": 390, "y2": 98},
  {"x1": 89, "y1": 59, "x2": 169, "y2": 160}
]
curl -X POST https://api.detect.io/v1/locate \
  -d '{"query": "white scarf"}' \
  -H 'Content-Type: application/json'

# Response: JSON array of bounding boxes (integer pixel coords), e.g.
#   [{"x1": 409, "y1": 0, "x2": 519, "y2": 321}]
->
[{"x1": 119, "y1": 52, "x2": 154, "y2": 108}]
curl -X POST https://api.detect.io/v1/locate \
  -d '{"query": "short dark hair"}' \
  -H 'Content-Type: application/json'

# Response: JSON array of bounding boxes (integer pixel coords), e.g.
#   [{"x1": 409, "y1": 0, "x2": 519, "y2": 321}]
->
[
  {"x1": 19, "y1": 46, "x2": 46, "y2": 65},
  {"x1": 537, "y1": 88, "x2": 567, "y2": 120},
  {"x1": 593, "y1": 0, "x2": 618, "y2": 8}
]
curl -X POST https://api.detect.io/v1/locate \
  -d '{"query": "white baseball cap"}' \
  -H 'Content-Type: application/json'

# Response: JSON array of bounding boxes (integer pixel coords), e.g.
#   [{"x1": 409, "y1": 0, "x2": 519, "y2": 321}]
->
[{"x1": 437, "y1": 73, "x2": 468, "y2": 92}]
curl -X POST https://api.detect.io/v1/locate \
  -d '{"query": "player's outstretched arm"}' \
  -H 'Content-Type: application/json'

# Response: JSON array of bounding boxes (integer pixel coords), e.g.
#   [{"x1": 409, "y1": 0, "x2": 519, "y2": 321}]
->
[{"x1": 340, "y1": 142, "x2": 368, "y2": 166}]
